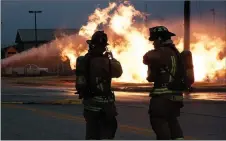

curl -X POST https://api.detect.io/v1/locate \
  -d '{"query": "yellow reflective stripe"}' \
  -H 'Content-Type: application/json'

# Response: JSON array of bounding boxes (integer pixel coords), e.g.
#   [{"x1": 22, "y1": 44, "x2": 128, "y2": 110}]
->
[
  {"x1": 152, "y1": 90, "x2": 180, "y2": 94},
  {"x1": 84, "y1": 106, "x2": 101, "y2": 110},
  {"x1": 152, "y1": 88, "x2": 182, "y2": 94},
  {"x1": 85, "y1": 108, "x2": 99, "y2": 112},
  {"x1": 172, "y1": 56, "x2": 176, "y2": 75},
  {"x1": 84, "y1": 105, "x2": 102, "y2": 111},
  {"x1": 151, "y1": 89, "x2": 183, "y2": 101},
  {"x1": 170, "y1": 96, "x2": 183, "y2": 101},
  {"x1": 93, "y1": 96, "x2": 104, "y2": 99},
  {"x1": 93, "y1": 98, "x2": 114, "y2": 103},
  {"x1": 92, "y1": 96, "x2": 114, "y2": 103},
  {"x1": 152, "y1": 88, "x2": 181, "y2": 93},
  {"x1": 170, "y1": 56, "x2": 176, "y2": 82},
  {"x1": 154, "y1": 88, "x2": 168, "y2": 91},
  {"x1": 174, "y1": 138, "x2": 184, "y2": 140}
]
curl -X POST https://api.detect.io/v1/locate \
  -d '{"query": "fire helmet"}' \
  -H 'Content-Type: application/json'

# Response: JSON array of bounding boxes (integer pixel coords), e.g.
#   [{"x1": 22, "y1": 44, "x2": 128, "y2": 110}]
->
[
  {"x1": 86, "y1": 31, "x2": 109, "y2": 46},
  {"x1": 149, "y1": 26, "x2": 176, "y2": 41}
]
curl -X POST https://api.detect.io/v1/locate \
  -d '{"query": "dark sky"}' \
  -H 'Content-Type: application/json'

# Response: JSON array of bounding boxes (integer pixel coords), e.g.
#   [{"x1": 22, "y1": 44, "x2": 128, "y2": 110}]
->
[{"x1": 1, "y1": 0, "x2": 226, "y2": 46}]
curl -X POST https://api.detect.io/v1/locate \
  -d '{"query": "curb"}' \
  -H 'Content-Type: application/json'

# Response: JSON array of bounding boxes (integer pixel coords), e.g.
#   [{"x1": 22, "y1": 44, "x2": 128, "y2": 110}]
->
[
  {"x1": 1, "y1": 102, "x2": 24, "y2": 104},
  {"x1": 113, "y1": 87, "x2": 226, "y2": 93},
  {"x1": 14, "y1": 82, "x2": 226, "y2": 93},
  {"x1": 1, "y1": 99, "x2": 82, "y2": 105}
]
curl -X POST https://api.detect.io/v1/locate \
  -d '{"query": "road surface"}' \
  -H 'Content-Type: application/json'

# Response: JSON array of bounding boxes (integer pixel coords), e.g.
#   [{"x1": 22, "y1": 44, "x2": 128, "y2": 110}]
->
[{"x1": 1, "y1": 83, "x2": 226, "y2": 140}]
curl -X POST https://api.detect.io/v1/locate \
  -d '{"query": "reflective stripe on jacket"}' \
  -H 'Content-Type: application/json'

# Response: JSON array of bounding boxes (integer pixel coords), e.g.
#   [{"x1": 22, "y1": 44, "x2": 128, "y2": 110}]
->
[
  {"x1": 84, "y1": 105, "x2": 102, "y2": 112},
  {"x1": 152, "y1": 87, "x2": 180, "y2": 94},
  {"x1": 83, "y1": 96, "x2": 115, "y2": 112},
  {"x1": 92, "y1": 96, "x2": 115, "y2": 103},
  {"x1": 151, "y1": 87, "x2": 183, "y2": 101}
]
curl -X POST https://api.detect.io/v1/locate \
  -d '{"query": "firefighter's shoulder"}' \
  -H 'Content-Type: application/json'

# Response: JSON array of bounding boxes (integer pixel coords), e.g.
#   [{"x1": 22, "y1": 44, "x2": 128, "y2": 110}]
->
[
  {"x1": 76, "y1": 55, "x2": 87, "y2": 71},
  {"x1": 76, "y1": 54, "x2": 90, "y2": 63},
  {"x1": 110, "y1": 58, "x2": 123, "y2": 78},
  {"x1": 76, "y1": 55, "x2": 86, "y2": 61},
  {"x1": 143, "y1": 49, "x2": 161, "y2": 65}
]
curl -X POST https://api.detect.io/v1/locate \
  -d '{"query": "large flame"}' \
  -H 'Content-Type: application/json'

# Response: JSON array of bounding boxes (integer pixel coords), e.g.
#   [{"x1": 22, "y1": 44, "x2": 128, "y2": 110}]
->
[
  {"x1": 177, "y1": 33, "x2": 226, "y2": 82},
  {"x1": 61, "y1": 1, "x2": 153, "y2": 82},
  {"x1": 60, "y1": 1, "x2": 226, "y2": 83},
  {"x1": 2, "y1": 1, "x2": 224, "y2": 83}
]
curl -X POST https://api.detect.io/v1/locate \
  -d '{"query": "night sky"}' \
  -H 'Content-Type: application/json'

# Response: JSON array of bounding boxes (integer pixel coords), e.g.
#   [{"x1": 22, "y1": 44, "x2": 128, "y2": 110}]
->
[{"x1": 1, "y1": 0, "x2": 226, "y2": 46}]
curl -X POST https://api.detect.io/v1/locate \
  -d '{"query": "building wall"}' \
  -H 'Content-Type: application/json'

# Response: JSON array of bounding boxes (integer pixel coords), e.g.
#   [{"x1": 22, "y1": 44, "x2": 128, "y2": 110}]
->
[
  {"x1": 5, "y1": 46, "x2": 18, "y2": 58},
  {"x1": 8, "y1": 34, "x2": 73, "y2": 75}
]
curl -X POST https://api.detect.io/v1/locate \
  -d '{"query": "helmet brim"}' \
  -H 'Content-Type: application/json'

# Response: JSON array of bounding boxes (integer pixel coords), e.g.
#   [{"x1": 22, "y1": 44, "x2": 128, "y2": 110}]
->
[
  {"x1": 86, "y1": 40, "x2": 92, "y2": 44},
  {"x1": 149, "y1": 31, "x2": 176, "y2": 41},
  {"x1": 168, "y1": 32, "x2": 176, "y2": 36},
  {"x1": 86, "y1": 40, "x2": 109, "y2": 45}
]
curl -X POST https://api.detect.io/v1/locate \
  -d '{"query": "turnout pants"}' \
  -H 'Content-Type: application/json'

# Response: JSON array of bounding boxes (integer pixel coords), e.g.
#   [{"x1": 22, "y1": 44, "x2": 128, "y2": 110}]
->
[
  {"x1": 149, "y1": 96, "x2": 184, "y2": 140},
  {"x1": 83, "y1": 104, "x2": 118, "y2": 140}
]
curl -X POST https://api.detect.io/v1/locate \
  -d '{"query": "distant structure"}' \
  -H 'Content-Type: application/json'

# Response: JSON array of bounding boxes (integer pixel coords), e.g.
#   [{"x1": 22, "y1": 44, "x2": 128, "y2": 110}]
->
[
  {"x1": 15, "y1": 28, "x2": 78, "y2": 52},
  {"x1": 1, "y1": 45, "x2": 18, "y2": 59},
  {"x1": 1, "y1": 28, "x2": 78, "y2": 76},
  {"x1": 1, "y1": 28, "x2": 78, "y2": 59}
]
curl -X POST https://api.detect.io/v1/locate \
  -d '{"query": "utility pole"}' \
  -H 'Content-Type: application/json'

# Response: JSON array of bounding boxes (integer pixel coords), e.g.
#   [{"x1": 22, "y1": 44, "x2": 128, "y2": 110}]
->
[
  {"x1": 144, "y1": 3, "x2": 148, "y2": 28},
  {"x1": 197, "y1": 1, "x2": 202, "y2": 20},
  {"x1": 184, "y1": 0, "x2": 190, "y2": 51},
  {"x1": 28, "y1": 10, "x2": 42, "y2": 48},
  {"x1": 210, "y1": 8, "x2": 216, "y2": 36},
  {"x1": 210, "y1": 8, "x2": 215, "y2": 25}
]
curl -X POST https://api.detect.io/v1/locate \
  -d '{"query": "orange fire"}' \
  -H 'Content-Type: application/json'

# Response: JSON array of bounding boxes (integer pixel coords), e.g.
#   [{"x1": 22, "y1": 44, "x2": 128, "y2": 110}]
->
[
  {"x1": 176, "y1": 33, "x2": 226, "y2": 82},
  {"x1": 60, "y1": 1, "x2": 226, "y2": 83}
]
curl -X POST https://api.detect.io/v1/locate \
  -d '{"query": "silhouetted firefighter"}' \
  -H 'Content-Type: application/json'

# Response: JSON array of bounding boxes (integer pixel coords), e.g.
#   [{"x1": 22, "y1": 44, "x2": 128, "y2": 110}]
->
[
  {"x1": 143, "y1": 26, "x2": 194, "y2": 140},
  {"x1": 75, "y1": 31, "x2": 123, "y2": 140}
]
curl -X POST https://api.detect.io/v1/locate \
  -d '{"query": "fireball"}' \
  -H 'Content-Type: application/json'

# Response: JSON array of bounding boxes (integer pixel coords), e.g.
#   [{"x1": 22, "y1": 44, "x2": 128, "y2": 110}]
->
[
  {"x1": 61, "y1": 1, "x2": 225, "y2": 83},
  {"x1": 2, "y1": 1, "x2": 225, "y2": 83}
]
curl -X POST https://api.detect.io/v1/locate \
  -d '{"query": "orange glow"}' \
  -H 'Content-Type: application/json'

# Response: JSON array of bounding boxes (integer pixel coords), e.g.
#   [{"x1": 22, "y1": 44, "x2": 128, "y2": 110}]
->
[
  {"x1": 176, "y1": 33, "x2": 226, "y2": 82},
  {"x1": 61, "y1": 48, "x2": 77, "y2": 69},
  {"x1": 59, "y1": 1, "x2": 226, "y2": 83}
]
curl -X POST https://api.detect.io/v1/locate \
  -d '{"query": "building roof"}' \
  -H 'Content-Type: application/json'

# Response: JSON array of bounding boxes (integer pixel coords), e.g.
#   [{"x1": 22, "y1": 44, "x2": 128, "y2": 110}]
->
[{"x1": 15, "y1": 28, "x2": 79, "y2": 43}]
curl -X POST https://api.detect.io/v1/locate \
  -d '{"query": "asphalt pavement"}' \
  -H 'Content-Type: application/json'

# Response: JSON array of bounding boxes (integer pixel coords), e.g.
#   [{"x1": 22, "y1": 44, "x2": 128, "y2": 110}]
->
[{"x1": 1, "y1": 83, "x2": 226, "y2": 140}]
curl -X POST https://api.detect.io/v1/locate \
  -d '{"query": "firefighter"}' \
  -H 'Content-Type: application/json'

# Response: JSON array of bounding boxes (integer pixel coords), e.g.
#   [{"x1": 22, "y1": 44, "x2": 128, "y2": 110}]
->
[
  {"x1": 143, "y1": 26, "x2": 184, "y2": 140},
  {"x1": 75, "y1": 31, "x2": 123, "y2": 140}
]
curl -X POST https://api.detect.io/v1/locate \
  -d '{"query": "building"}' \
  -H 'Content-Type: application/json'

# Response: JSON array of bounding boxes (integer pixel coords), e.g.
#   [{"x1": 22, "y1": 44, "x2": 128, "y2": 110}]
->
[
  {"x1": 2, "y1": 28, "x2": 78, "y2": 75},
  {"x1": 2, "y1": 28, "x2": 78, "y2": 59},
  {"x1": 1, "y1": 45, "x2": 20, "y2": 59},
  {"x1": 15, "y1": 28, "x2": 78, "y2": 51}
]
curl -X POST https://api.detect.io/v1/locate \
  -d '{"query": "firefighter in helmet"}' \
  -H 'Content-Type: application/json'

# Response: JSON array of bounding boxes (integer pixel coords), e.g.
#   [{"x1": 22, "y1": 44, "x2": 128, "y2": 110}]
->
[
  {"x1": 143, "y1": 26, "x2": 184, "y2": 140},
  {"x1": 75, "y1": 31, "x2": 123, "y2": 139}
]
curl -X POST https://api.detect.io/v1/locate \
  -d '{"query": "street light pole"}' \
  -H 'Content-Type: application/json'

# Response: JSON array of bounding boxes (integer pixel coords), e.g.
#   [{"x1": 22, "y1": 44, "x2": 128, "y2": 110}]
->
[{"x1": 29, "y1": 10, "x2": 42, "y2": 48}]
